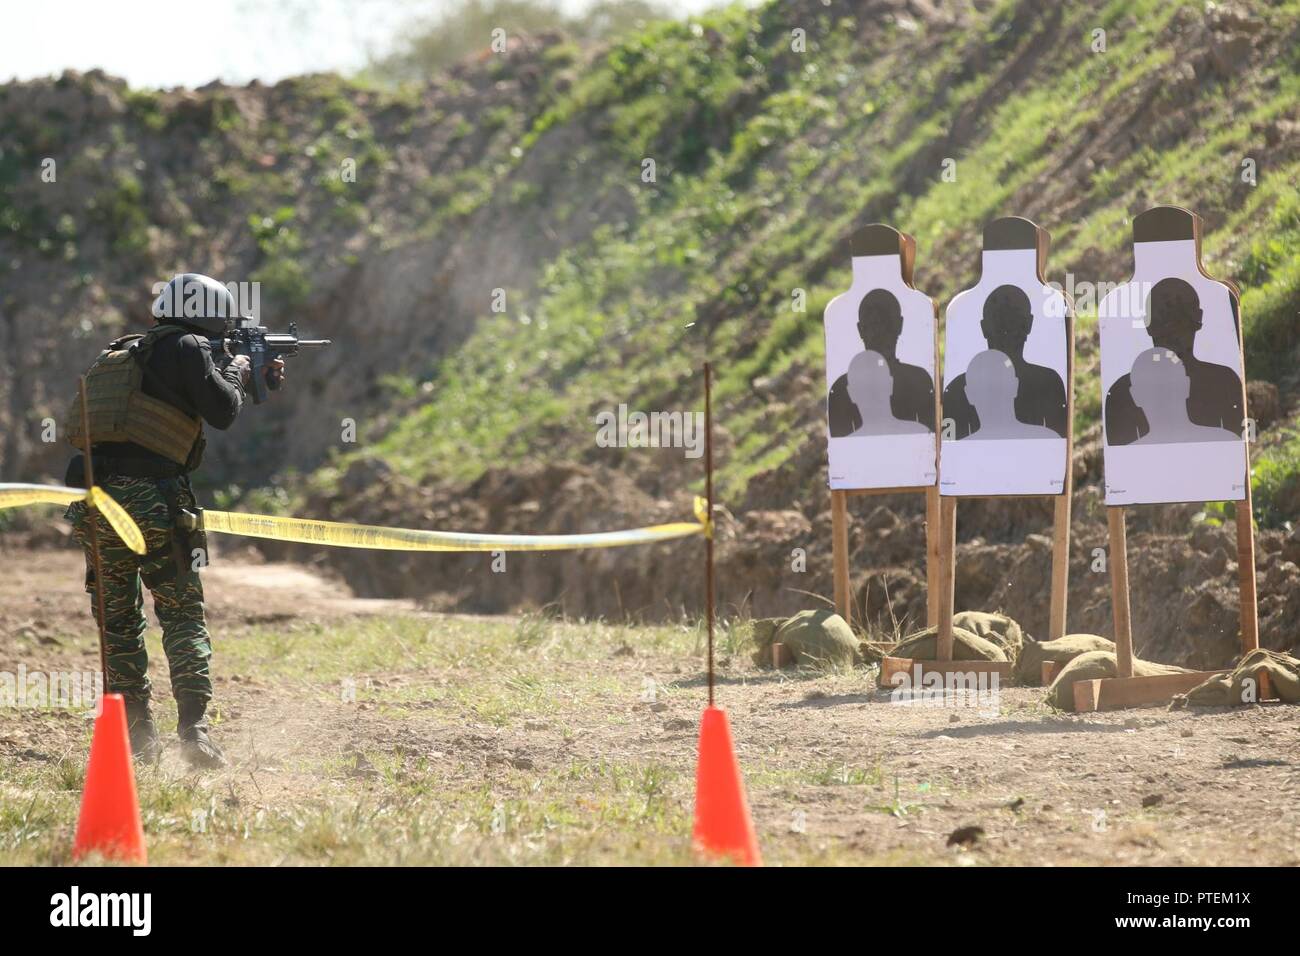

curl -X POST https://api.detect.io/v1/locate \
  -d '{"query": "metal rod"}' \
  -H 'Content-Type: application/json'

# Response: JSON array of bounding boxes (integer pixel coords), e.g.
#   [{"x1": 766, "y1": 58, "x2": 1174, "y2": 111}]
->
[
  {"x1": 78, "y1": 377, "x2": 109, "y2": 686},
  {"x1": 704, "y1": 361, "x2": 715, "y2": 709}
]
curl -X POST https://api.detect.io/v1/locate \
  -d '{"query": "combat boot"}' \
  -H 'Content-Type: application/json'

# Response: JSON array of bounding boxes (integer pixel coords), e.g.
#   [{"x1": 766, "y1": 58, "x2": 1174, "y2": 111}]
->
[
  {"x1": 124, "y1": 697, "x2": 163, "y2": 763},
  {"x1": 176, "y1": 697, "x2": 227, "y2": 769}
]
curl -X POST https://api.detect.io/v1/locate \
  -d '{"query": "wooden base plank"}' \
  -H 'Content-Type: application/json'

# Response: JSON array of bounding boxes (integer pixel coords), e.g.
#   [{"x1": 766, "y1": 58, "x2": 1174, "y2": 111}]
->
[
  {"x1": 771, "y1": 642, "x2": 794, "y2": 669},
  {"x1": 1041, "y1": 660, "x2": 1063, "y2": 685},
  {"x1": 1071, "y1": 670, "x2": 1226, "y2": 712},
  {"x1": 880, "y1": 656, "x2": 1012, "y2": 688}
]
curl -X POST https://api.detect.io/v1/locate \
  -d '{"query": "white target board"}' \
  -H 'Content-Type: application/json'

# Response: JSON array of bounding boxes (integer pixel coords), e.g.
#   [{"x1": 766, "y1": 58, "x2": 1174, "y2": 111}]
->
[
  {"x1": 824, "y1": 225, "x2": 937, "y2": 490},
  {"x1": 1099, "y1": 206, "x2": 1248, "y2": 505},
  {"x1": 939, "y1": 218, "x2": 1070, "y2": 497}
]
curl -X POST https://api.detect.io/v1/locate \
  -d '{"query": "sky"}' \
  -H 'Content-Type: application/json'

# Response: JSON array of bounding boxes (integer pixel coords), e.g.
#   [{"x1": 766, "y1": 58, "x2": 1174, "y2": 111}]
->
[{"x1": 0, "y1": 0, "x2": 720, "y2": 89}]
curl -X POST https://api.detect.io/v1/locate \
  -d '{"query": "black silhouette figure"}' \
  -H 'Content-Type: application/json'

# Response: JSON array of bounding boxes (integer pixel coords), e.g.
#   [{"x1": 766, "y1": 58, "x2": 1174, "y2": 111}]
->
[
  {"x1": 828, "y1": 288, "x2": 935, "y2": 437},
  {"x1": 1104, "y1": 277, "x2": 1243, "y2": 446},
  {"x1": 943, "y1": 284, "x2": 1068, "y2": 440}
]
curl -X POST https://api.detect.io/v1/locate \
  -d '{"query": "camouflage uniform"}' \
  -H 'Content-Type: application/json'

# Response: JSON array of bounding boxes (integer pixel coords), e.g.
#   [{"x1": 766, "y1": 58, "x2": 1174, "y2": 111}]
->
[
  {"x1": 65, "y1": 475, "x2": 211, "y2": 707},
  {"x1": 64, "y1": 278, "x2": 249, "y2": 767}
]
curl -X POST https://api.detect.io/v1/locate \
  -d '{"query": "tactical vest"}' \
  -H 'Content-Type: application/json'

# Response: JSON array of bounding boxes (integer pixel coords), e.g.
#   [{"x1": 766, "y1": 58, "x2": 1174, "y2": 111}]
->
[{"x1": 65, "y1": 325, "x2": 205, "y2": 469}]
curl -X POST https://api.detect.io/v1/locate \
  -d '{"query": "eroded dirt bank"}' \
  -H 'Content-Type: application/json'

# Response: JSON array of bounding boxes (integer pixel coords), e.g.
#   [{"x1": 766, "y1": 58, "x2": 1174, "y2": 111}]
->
[{"x1": 223, "y1": 451, "x2": 1300, "y2": 671}]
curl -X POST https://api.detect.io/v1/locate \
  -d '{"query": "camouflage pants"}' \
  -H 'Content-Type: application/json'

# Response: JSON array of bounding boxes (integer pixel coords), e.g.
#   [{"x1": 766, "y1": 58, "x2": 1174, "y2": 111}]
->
[{"x1": 66, "y1": 476, "x2": 212, "y2": 707}]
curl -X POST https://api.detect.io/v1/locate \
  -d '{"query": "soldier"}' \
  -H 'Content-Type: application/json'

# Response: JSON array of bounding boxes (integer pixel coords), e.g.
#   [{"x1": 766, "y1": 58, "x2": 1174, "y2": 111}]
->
[{"x1": 63, "y1": 274, "x2": 284, "y2": 768}]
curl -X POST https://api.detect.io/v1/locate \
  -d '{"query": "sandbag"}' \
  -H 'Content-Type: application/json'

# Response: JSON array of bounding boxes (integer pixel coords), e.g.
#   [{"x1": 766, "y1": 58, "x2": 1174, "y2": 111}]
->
[
  {"x1": 953, "y1": 611, "x2": 1025, "y2": 660},
  {"x1": 1045, "y1": 650, "x2": 1189, "y2": 710},
  {"x1": 889, "y1": 625, "x2": 1007, "y2": 663},
  {"x1": 753, "y1": 610, "x2": 859, "y2": 668},
  {"x1": 1183, "y1": 648, "x2": 1300, "y2": 706},
  {"x1": 1014, "y1": 633, "x2": 1116, "y2": 686}
]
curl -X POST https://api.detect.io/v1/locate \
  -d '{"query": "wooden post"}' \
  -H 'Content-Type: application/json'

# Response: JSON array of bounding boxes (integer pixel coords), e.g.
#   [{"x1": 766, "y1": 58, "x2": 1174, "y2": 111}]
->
[
  {"x1": 925, "y1": 485, "x2": 941, "y2": 628},
  {"x1": 1236, "y1": 480, "x2": 1259, "y2": 655},
  {"x1": 831, "y1": 489, "x2": 850, "y2": 626},
  {"x1": 78, "y1": 377, "x2": 109, "y2": 686},
  {"x1": 1048, "y1": 307, "x2": 1076, "y2": 642},
  {"x1": 1108, "y1": 506, "x2": 1134, "y2": 679},
  {"x1": 936, "y1": 496, "x2": 957, "y2": 661},
  {"x1": 1237, "y1": 453, "x2": 1267, "y2": 697},
  {"x1": 1232, "y1": 259, "x2": 1260, "y2": 686},
  {"x1": 1049, "y1": 492, "x2": 1071, "y2": 642}
]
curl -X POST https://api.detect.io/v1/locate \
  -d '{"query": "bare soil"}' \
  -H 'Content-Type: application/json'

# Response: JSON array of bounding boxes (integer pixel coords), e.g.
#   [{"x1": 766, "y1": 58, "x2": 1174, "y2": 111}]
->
[{"x1": 2, "y1": 544, "x2": 1298, "y2": 865}]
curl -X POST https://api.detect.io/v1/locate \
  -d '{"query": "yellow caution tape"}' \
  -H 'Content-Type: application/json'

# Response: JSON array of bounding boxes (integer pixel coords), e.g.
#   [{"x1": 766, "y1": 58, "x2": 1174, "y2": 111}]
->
[
  {"x1": 85, "y1": 486, "x2": 148, "y2": 556},
  {"x1": 197, "y1": 501, "x2": 710, "y2": 552},
  {"x1": 693, "y1": 495, "x2": 713, "y2": 540},
  {"x1": 1, "y1": 483, "x2": 709, "y2": 556},
  {"x1": 0, "y1": 483, "x2": 146, "y2": 555},
  {"x1": 0, "y1": 483, "x2": 85, "y2": 511}
]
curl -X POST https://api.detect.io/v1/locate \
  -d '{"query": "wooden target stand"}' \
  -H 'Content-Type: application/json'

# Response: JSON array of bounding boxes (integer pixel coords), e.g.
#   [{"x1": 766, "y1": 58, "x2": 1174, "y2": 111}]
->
[
  {"x1": 882, "y1": 218, "x2": 1074, "y2": 687},
  {"x1": 832, "y1": 487, "x2": 942, "y2": 631},
  {"x1": 1074, "y1": 206, "x2": 1262, "y2": 711},
  {"x1": 826, "y1": 225, "x2": 944, "y2": 645}
]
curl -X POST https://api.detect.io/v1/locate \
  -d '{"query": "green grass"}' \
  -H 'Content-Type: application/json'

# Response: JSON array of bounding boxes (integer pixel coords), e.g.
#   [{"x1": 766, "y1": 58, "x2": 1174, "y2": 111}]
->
[{"x1": 1253, "y1": 427, "x2": 1300, "y2": 528}]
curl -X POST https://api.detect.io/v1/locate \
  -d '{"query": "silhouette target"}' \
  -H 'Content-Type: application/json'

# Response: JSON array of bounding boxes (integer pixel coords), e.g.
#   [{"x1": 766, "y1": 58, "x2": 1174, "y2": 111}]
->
[
  {"x1": 823, "y1": 224, "x2": 939, "y2": 491},
  {"x1": 1098, "y1": 205, "x2": 1248, "y2": 505},
  {"x1": 1083, "y1": 206, "x2": 1259, "y2": 713},
  {"x1": 939, "y1": 217, "x2": 1071, "y2": 496}
]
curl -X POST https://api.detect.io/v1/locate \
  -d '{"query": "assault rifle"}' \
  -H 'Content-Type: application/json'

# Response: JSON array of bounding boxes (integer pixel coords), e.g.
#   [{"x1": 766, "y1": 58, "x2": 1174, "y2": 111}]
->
[{"x1": 210, "y1": 322, "x2": 331, "y2": 404}]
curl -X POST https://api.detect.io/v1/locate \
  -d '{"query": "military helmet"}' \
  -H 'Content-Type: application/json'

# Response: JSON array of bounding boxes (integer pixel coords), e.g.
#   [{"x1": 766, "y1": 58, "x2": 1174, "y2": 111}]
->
[{"x1": 151, "y1": 273, "x2": 238, "y2": 335}]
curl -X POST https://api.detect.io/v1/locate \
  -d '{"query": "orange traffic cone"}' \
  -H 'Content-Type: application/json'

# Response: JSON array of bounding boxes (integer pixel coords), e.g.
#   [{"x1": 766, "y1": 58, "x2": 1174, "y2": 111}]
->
[
  {"x1": 73, "y1": 693, "x2": 147, "y2": 864},
  {"x1": 692, "y1": 705, "x2": 761, "y2": 866}
]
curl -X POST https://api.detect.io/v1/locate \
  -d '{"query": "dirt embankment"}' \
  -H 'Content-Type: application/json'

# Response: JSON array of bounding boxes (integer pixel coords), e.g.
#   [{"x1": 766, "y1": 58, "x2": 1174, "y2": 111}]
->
[{"x1": 227, "y1": 445, "x2": 1300, "y2": 671}]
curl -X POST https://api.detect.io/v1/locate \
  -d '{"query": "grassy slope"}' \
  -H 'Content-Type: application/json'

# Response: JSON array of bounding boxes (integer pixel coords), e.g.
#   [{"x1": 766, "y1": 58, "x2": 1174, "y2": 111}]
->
[{"x1": 341, "y1": 0, "x2": 1300, "y2": 521}]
